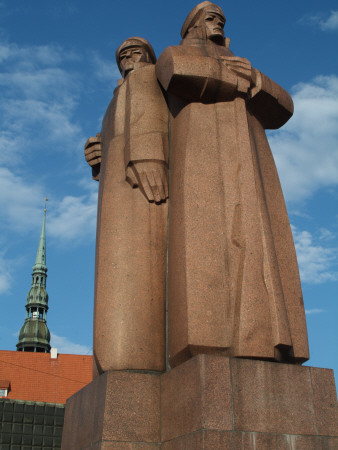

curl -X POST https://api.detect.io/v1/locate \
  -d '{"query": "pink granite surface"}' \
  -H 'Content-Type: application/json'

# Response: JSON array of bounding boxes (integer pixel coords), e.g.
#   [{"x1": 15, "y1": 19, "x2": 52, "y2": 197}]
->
[{"x1": 62, "y1": 355, "x2": 338, "y2": 449}]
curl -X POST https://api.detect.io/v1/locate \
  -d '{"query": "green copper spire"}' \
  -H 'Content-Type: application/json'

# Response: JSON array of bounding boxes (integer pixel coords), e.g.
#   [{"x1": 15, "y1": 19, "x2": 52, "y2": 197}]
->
[
  {"x1": 17, "y1": 200, "x2": 51, "y2": 353},
  {"x1": 33, "y1": 206, "x2": 47, "y2": 272}
]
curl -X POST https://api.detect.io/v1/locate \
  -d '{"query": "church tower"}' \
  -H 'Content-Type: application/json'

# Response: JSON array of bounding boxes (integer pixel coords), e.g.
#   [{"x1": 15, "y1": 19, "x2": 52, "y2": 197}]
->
[{"x1": 17, "y1": 203, "x2": 51, "y2": 352}]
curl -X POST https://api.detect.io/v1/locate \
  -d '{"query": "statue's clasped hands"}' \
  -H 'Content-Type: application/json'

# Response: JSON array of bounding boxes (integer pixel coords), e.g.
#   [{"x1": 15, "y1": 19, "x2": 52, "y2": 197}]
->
[
  {"x1": 220, "y1": 56, "x2": 252, "y2": 80},
  {"x1": 219, "y1": 56, "x2": 253, "y2": 95}
]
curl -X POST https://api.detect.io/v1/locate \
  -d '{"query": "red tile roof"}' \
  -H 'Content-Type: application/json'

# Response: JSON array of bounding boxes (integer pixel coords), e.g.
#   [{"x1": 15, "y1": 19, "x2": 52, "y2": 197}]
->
[{"x1": 0, "y1": 350, "x2": 92, "y2": 404}]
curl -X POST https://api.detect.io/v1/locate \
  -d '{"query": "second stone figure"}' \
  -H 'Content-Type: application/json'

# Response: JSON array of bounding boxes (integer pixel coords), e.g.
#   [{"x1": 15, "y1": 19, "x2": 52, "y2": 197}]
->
[{"x1": 86, "y1": 37, "x2": 169, "y2": 375}]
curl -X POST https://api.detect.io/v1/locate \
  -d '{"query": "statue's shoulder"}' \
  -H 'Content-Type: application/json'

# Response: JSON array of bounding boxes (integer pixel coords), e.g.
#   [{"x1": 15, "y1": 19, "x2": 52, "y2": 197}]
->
[
  {"x1": 127, "y1": 63, "x2": 158, "y2": 87},
  {"x1": 158, "y1": 45, "x2": 182, "y2": 57},
  {"x1": 159, "y1": 42, "x2": 234, "y2": 61},
  {"x1": 157, "y1": 45, "x2": 204, "y2": 67}
]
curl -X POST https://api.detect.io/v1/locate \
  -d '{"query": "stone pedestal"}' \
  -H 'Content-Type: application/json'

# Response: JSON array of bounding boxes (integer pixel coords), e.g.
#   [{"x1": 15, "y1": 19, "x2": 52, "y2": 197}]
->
[{"x1": 61, "y1": 355, "x2": 338, "y2": 449}]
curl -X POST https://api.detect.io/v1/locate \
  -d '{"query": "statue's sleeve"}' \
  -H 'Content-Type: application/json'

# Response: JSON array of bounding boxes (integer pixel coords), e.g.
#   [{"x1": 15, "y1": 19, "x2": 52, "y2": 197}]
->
[
  {"x1": 248, "y1": 69, "x2": 294, "y2": 129},
  {"x1": 124, "y1": 65, "x2": 169, "y2": 167},
  {"x1": 156, "y1": 46, "x2": 251, "y2": 103}
]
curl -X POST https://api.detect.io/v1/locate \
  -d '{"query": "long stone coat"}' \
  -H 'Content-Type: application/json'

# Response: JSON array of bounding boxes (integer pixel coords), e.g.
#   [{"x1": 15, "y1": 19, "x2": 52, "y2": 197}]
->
[
  {"x1": 93, "y1": 64, "x2": 168, "y2": 374},
  {"x1": 156, "y1": 39, "x2": 309, "y2": 367}
]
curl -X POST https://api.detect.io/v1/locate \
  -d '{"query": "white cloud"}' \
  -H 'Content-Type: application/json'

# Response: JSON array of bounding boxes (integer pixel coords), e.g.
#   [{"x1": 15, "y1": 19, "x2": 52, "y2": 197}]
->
[
  {"x1": 0, "y1": 252, "x2": 13, "y2": 295},
  {"x1": 0, "y1": 41, "x2": 84, "y2": 161},
  {"x1": 0, "y1": 167, "x2": 44, "y2": 232},
  {"x1": 50, "y1": 333, "x2": 91, "y2": 355},
  {"x1": 90, "y1": 50, "x2": 120, "y2": 83},
  {"x1": 0, "y1": 39, "x2": 99, "y2": 246},
  {"x1": 269, "y1": 75, "x2": 338, "y2": 203},
  {"x1": 299, "y1": 10, "x2": 338, "y2": 31},
  {"x1": 0, "y1": 166, "x2": 97, "y2": 244},
  {"x1": 48, "y1": 192, "x2": 97, "y2": 243},
  {"x1": 319, "y1": 10, "x2": 338, "y2": 31},
  {"x1": 0, "y1": 42, "x2": 77, "y2": 66},
  {"x1": 292, "y1": 226, "x2": 338, "y2": 284},
  {"x1": 2, "y1": 98, "x2": 81, "y2": 144},
  {"x1": 319, "y1": 228, "x2": 335, "y2": 241},
  {"x1": 0, "y1": 132, "x2": 26, "y2": 166},
  {"x1": 0, "y1": 68, "x2": 78, "y2": 100},
  {"x1": 305, "y1": 308, "x2": 326, "y2": 315}
]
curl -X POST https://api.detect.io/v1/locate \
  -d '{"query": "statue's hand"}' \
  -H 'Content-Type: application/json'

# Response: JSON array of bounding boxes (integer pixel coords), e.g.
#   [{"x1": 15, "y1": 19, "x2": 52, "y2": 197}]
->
[
  {"x1": 220, "y1": 56, "x2": 252, "y2": 95},
  {"x1": 220, "y1": 56, "x2": 252, "y2": 81},
  {"x1": 84, "y1": 133, "x2": 101, "y2": 181},
  {"x1": 84, "y1": 133, "x2": 102, "y2": 166},
  {"x1": 127, "y1": 160, "x2": 168, "y2": 203}
]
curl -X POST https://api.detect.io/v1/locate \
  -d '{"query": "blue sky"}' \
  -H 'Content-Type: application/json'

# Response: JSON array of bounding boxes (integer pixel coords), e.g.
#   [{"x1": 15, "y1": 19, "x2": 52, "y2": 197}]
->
[{"x1": 0, "y1": 1, "x2": 337, "y2": 381}]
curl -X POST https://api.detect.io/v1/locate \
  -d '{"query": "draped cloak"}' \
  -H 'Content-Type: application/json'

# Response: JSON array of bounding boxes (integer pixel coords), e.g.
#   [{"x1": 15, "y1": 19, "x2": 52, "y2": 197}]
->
[
  {"x1": 156, "y1": 41, "x2": 309, "y2": 367},
  {"x1": 93, "y1": 64, "x2": 168, "y2": 374}
]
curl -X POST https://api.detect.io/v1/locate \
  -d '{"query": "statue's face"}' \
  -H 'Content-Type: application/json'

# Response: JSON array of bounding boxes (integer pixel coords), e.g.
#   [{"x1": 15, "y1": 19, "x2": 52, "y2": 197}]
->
[
  {"x1": 119, "y1": 45, "x2": 148, "y2": 77},
  {"x1": 203, "y1": 10, "x2": 225, "y2": 41}
]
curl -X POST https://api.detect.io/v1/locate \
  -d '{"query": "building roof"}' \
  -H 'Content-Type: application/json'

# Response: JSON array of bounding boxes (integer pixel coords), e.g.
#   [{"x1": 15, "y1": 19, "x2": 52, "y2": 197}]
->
[{"x1": 0, "y1": 350, "x2": 92, "y2": 404}]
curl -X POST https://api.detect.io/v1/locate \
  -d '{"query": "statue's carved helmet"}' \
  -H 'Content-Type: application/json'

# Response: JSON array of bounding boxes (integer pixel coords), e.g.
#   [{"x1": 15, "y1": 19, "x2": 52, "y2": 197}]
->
[
  {"x1": 116, "y1": 37, "x2": 156, "y2": 76},
  {"x1": 181, "y1": 1, "x2": 226, "y2": 41}
]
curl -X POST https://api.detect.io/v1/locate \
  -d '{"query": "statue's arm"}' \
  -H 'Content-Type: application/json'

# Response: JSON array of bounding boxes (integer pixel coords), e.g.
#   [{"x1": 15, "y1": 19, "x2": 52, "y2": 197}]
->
[
  {"x1": 248, "y1": 69, "x2": 294, "y2": 129},
  {"x1": 156, "y1": 47, "x2": 251, "y2": 102},
  {"x1": 124, "y1": 66, "x2": 169, "y2": 203},
  {"x1": 84, "y1": 133, "x2": 101, "y2": 181}
]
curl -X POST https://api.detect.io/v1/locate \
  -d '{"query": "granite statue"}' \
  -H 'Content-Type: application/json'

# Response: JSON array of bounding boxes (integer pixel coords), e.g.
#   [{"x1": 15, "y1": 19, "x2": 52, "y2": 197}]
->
[
  {"x1": 86, "y1": 37, "x2": 169, "y2": 375},
  {"x1": 85, "y1": 3, "x2": 309, "y2": 376},
  {"x1": 61, "y1": 6, "x2": 338, "y2": 449},
  {"x1": 156, "y1": 1, "x2": 309, "y2": 367}
]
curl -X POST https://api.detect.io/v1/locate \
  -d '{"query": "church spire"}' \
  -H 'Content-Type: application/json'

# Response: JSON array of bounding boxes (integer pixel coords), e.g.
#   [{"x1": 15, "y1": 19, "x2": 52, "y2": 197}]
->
[
  {"x1": 33, "y1": 203, "x2": 47, "y2": 271},
  {"x1": 17, "y1": 200, "x2": 51, "y2": 353}
]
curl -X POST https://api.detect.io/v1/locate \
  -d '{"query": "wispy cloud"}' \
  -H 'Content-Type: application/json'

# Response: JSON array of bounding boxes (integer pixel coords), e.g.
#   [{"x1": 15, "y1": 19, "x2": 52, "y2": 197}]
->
[
  {"x1": 0, "y1": 41, "x2": 84, "y2": 164},
  {"x1": 48, "y1": 191, "x2": 97, "y2": 244},
  {"x1": 89, "y1": 50, "x2": 120, "y2": 83},
  {"x1": 50, "y1": 333, "x2": 91, "y2": 355},
  {"x1": 0, "y1": 39, "x2": 98, "y2": 247},
  {"x1": 0, "y1": 252, "x2": 13, "y2": 295},
  {"x1": 0, "y1": 167, "x2": 44, "y2": 232},
  {"x1": 0, "y1": 42, "x2": 78, "y2": 66},
  {"x1": 292, "y1": 226, "x2": 338, "y2": 284},
  {"x1": 2, "y1": 97, "x2": 82, "y2": 145},
  {"x1": 300, "y1": 10, "x2": 338, "y2": 31},
  {"x1": 319, "y1": 228, "x2": 336, "y2": 241},
  {"x1": 0, "y1": 166, "x2": 97, "y2": 244},
  {"x1": 320, "y1": 10, "x2": 338, "y2": 31},
  {"x1": 269, "y1": 75, "x2": 338, "y2": 204},
  {"x1": 305, "y1": 308, "x2": 326, "y2": 315}
]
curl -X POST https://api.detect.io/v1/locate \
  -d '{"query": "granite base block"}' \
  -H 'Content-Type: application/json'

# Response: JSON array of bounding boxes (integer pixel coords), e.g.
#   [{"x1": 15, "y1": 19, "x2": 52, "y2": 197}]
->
[
  {"x1": 61, "y1": 370, "x2": 161, "y2": 449},
  {"x1": 61, "y1": 355, "x2": 338, "y2": 449}
]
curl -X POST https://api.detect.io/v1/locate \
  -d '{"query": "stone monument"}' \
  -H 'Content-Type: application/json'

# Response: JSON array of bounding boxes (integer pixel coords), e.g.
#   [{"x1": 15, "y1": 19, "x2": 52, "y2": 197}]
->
[
  {"x1": 156, "y1": 1, "x2": 309, "y2": 368},
  {"x1": 62, "y1": 3, "x2": 338, "y2": 448},
  {"x1": 86, "y1": 37, "x2": 168, "y2": 376}
]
